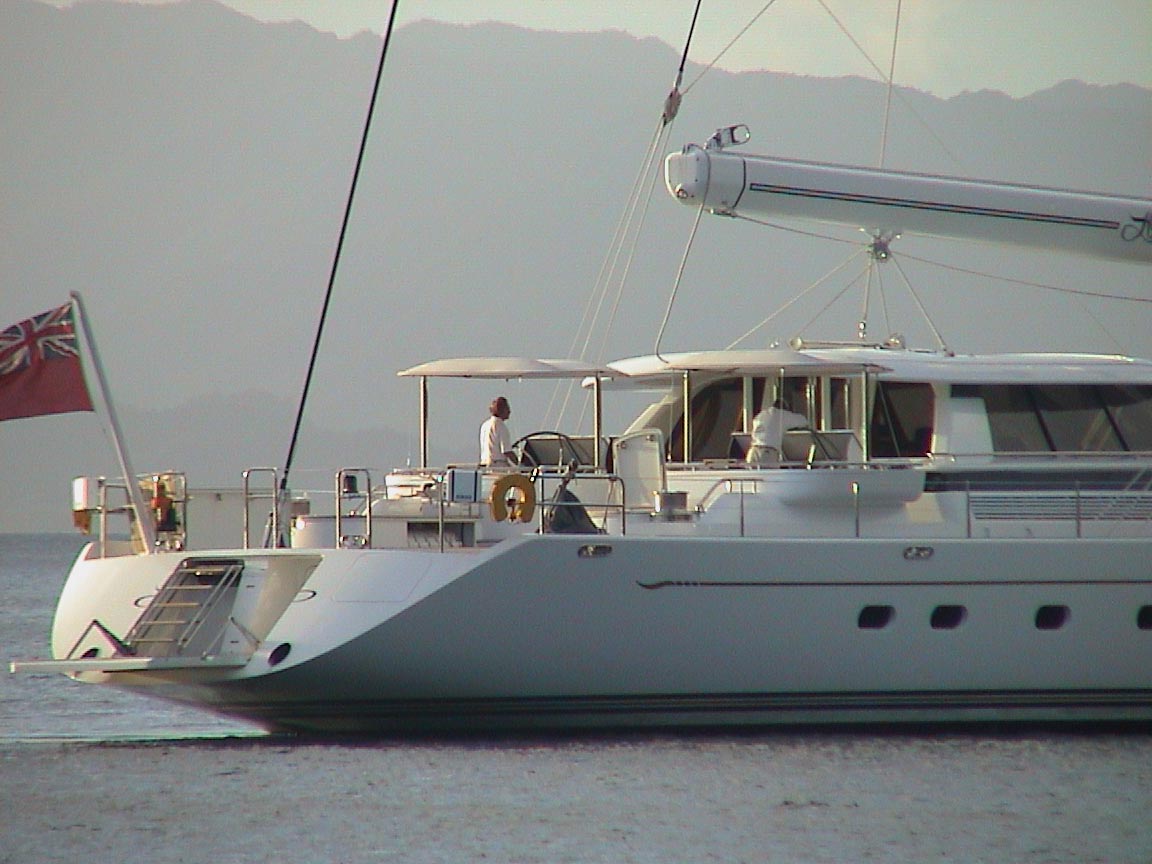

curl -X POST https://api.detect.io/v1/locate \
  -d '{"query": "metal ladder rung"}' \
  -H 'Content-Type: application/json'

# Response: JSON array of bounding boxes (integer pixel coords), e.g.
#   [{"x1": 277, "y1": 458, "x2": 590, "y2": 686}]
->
[{"x1": 124, "y1": 558, "x2": 244, "y2": 658}]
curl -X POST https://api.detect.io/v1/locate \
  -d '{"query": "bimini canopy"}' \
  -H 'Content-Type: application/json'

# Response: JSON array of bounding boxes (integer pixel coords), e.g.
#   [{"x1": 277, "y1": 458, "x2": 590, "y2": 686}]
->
[
  {"x1": 398, "y1": 357, "x2": 613, "y2": 468},
  {"x1": 606, "y1": 349, "x2": 887, "y2": 380},
  {"x1": 399, "y1": 357, "x2": 612, "y2": 380}
]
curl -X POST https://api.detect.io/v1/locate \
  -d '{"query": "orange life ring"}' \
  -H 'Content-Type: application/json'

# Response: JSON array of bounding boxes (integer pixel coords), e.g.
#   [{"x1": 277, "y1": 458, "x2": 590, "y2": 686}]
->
[{"x1": 489, "y1": 473, "x2": 536, "y2": 523}]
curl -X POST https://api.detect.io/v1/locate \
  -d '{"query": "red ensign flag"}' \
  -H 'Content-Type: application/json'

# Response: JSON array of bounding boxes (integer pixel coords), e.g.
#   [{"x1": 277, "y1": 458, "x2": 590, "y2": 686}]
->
[{"x1": 0, "y1": 303, "x2": 94, "y2": 421}]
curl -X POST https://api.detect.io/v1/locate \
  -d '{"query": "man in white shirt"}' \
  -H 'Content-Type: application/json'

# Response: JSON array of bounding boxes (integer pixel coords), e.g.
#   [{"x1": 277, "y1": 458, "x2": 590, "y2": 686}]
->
[
  {"x1": 479, "y1": 396, "x2": 516, "y2": 466},
  {"x1": 747, "y1": 397, "x2": 808, "y2": 465}
]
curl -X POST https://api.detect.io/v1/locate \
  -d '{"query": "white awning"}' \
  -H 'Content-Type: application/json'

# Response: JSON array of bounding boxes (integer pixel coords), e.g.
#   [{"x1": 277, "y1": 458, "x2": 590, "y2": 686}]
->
[
  {"x1": 398, "y1": 357, "x2": 612, "y2": 379},
  {"x1": 606, "y1": 349, "x2": 887, "y2": 379}
]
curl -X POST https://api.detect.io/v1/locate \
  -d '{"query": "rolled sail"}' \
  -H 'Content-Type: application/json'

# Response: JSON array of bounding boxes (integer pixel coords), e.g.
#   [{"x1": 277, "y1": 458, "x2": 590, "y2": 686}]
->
[{"x1": 665, "y1": 142, "x2": 1152, "y2": 264}]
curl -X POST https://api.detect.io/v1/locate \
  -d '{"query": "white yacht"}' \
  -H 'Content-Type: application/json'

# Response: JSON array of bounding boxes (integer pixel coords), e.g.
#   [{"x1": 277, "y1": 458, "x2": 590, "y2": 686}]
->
[
  {"x1": 17, "y1": 240, "x2": 1152, "y2": 731},
  {"x1": 13, "y1": 26, "x2": 1152, "y2": 733}
]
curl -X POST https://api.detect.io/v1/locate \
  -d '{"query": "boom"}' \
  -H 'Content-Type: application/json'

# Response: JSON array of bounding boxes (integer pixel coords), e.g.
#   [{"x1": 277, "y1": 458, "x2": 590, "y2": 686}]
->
[{"x1": 665, "y1": 134, "x2": 1152, "y2": 264}]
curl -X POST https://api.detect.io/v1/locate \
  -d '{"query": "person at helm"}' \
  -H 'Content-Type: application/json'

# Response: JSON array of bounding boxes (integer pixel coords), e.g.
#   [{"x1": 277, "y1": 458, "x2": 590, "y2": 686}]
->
[{"x1": 479, "y1": 396, "x2": 516, "y2": 466}]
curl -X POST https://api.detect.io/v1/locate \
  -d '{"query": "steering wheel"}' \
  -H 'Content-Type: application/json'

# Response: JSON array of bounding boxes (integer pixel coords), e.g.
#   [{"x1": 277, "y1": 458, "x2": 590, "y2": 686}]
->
[{"x1": 510, "y1": 430, "x2": 582, "y2": 469}]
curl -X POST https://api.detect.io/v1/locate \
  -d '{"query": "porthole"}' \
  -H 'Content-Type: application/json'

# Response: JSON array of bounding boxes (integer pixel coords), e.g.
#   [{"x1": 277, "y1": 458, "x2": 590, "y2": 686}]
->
[
  {"x1": 268, "y1": 642, "x2": 292, "y2": 666},
  {"x1": 930, "y1": 605, "x2": 967, "y2": 630},
  {"x1": 1034, "y1": 605, "x2": 1070, "y2": 630},
  {"x1": 858, "y1": 605, "x2": 895, "y2": 629},
  {"x1": 1137, "y1": 606, "x2": 1152, "y2": 630}
]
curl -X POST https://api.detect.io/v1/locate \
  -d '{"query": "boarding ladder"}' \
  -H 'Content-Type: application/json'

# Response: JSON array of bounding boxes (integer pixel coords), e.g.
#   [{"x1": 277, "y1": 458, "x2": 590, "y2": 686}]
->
[{"x1": 123, "y1": 558, "x2": 245, "y2": 658}]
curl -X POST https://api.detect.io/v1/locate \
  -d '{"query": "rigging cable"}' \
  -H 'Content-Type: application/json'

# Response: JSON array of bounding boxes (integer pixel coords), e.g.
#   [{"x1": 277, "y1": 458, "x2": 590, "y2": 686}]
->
[
  {"x1": 877, "y1": 0, "x2": 902, "y2": 168},
  {"x1": 896, "y1": 250, "x2": 1152, "y2": 305},
  {"x1": 812, "y1": 0, "x2": 963, "y2": 169},
  {"x1": 277, "y1": 0, "x2": 401, "y2": 538},
  {"x1": 724, "y1": 246, "x2": 867, "y2": 348},
  {"x1": 681, "y1": 1, "x2": 780, "y2": 95},
  {"x1": 795, "y1": 263, "x2": 871, "y2": 339},
  {"x1": 860, "y1": 256, "x2": 873, "y2": 339},
  {"x1": 548, "y1": 0, "x2": 705, "y2": 429},
  {"x1": 544, "y1": 116, "x2": 669, "y2": 429},
  {"x1": 877, "y1": 257, "x2": 894, "y2": 337},
  {"x1": 654, "y1": 202, "x2": 706, "y2": 360},
  {"x1": 888, "y1": 254, "x2": 949, "y2": 351},
  {"x1": 732, "y1": 213, "x2": 864, "y2": 247}
]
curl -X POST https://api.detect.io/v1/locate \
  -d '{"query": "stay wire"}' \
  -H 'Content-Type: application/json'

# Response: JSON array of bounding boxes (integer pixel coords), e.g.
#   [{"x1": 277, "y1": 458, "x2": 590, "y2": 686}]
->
[
  {"x1": 860, "y1": 258, "x2": 873, "y2": 339},
  {"x1": 732, "y1": 212, "x2": 864, "y2": 246},
  {"x1": 545, "y1": 117, "x2": 668, "y2": 429},
  {"x1": 813, "y1": 0, "x2": 963, "y2": 169},
  {"x1": 896, "y1": 249, "x2": 1152, "y2": 304},
  {"x1": 678, "y1": 0, "x2": 704, "y2": 75},
  {"x1": 888, "y1": 254, "x2": 948, "y2": 351},
  {"x1": 279, "y1": 0, "x2": 401, "y2": 509},
  {"x1": 877, "y1": 0, "x2": 902, "y2": 168},
  {"x1": 682, "y1": 1, "x2": 780, "y2": 95},
  {"x1": 725, "y1": 246, "x2": 867, "y2": 348},
  {"x1": 551, "y1": 1, "x2": 703, "y2": 428},
  {"x1": 655, "y1": 202, "x2": 706, "y2": 361},
  {"x1": 794, "y1": 263, "x2": 871, "y2": 339}
]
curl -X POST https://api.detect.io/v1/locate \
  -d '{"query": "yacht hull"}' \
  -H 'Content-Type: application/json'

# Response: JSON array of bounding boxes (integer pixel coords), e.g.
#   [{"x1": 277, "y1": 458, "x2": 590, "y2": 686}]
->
[{"x1": 47, "y1": 535, "x2": 1152, "y2": 732}]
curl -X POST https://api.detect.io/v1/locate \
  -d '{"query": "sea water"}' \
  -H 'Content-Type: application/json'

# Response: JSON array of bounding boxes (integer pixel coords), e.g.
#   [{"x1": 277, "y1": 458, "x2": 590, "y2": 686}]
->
[{"x1": 3, "y1": 533, "x2": 1152, "y2": 862}]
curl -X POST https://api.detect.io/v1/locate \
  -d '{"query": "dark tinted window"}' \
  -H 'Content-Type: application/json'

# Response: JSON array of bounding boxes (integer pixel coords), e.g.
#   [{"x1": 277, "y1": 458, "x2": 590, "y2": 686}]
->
[
  {"x1": 970, "y1": 384, "x2": 1152, "y2": 454},
  {"x1": 982, "y1": 387, "x2": 1050, "y2": 452},
  {"x1": 870, "y1": 382, "x2": 934, "y2": 457},
  {"x1": 1032, "y1": 386, "x2": 1123, "y2": 452},
  {"x1": 1034, "y1": 605, "x2": 1070, "y2": 630},
  {"x1": 858, "y1": 605, "x2": 895, "y2": 629},
  {"x1": 1104, "y1": 386, "x2": 1152, "y2": 450},
  {"x1": 930, "y1": 605, "x2": 967, "y2": 629}
]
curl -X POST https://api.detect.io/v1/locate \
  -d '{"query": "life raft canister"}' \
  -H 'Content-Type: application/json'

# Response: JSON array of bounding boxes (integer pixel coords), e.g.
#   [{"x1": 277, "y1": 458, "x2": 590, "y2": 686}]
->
[{"x1": 489, "y1": 473, "x2": 536, "y2": 523}]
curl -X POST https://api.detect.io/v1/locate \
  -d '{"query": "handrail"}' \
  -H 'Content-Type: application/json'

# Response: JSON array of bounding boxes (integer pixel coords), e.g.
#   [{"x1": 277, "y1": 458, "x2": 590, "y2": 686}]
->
[
  {"x1": 534, "y1": 470, "x2": 628, "y2": 537},
  {"x1": 96, "y1": 479, "x2": 134, "y2": 559},
  {"x1": 242, "y1": 467, "x2": 280, "y2": 549},
  {"x1": 335, "y1": 468, "x2": 373, "y2": 548}
]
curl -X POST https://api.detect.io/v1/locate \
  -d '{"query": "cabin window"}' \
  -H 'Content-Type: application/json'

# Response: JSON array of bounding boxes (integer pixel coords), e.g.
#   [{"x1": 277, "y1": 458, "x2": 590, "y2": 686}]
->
[
  {"x1": 668, "y1": 378, "x2": 745, "y2": 462},
  {"x1": 1104, "y1": 386, "x2": 1152, "y2": 451},
  {"x1": 869, "y1": 382, "x2": 934, "y2": 457},
  {"x1": 980, "y1": 386, "x2": 1051, "y2": 452},
  {"x1": 857, "y1": 605, "x2": 895, "y2": 629},
  {"x1": 1034, "y1": 605, "x2": 1070, "y2": 630},
  {"x1": 1137, "y1": 606, "x2": 1152, "y2": 630},
  {"x1": 930, "y1": 605, "x2": 967, "y2": 630},
  {"x1": 826, "y1": 377, "x2": 853, "y2": 429},
  {"x1": 964, "y1": 384, "x2": 1152, "y2": 453},
  {"x1": 1032, "y1": 386, "x2": 1123, "y2": 452}
]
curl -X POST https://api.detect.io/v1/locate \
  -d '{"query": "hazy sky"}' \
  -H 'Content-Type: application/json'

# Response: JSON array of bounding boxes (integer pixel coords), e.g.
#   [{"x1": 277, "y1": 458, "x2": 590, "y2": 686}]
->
[{"x1": 42, "y1": 0, "x2": 1152, "y2": 97}]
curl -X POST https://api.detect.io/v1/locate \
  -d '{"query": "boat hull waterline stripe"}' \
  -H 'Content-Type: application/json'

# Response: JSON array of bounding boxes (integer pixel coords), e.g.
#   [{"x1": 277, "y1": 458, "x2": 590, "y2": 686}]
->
[{"x1": 205, "y1": 689, "x2": 1152, "y2": 731}]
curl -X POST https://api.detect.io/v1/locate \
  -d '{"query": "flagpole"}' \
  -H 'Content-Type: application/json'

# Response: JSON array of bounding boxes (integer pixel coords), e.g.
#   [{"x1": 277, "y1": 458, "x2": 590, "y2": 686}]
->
[{"x1": 69, "y1": 291, "x2": 156, "y2": 553}]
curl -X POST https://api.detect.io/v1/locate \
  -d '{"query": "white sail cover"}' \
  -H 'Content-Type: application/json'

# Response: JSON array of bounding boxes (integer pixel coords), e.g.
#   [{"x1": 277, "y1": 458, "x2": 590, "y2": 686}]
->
[{"x1": 665, "y1": 142, "x2": 1152, "y2": 264}]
